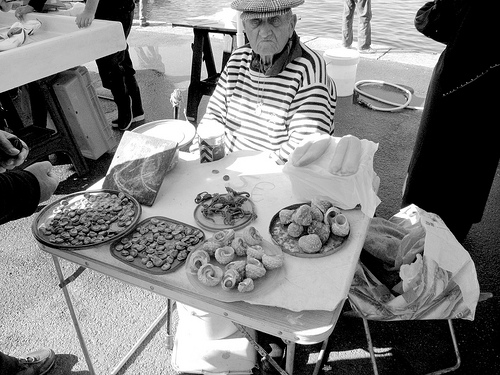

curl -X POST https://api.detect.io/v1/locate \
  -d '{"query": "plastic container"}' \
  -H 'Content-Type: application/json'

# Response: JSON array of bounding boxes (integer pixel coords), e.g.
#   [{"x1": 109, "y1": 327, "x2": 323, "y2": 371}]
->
[
  {"x1": 323, "y1": 48, "x2": 360, "y2": 97},
  {"x1": 132, "y1": 119, "x2": 195, "y2": 171},
  {"x1": 176, "y1": 302, "x2": 238, "y2": 340},
  {"x1": 52, "y1": 66, "x2": 118, "y2": 160},
  {"x1": 173, "y1": 303, "x2": 256, "y2": 374}
]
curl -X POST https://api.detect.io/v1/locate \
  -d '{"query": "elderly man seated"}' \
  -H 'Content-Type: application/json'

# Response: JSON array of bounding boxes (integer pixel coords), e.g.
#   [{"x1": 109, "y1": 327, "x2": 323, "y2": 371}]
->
[{"x1": 196, "y1": 0, "x2": 337, "y2": 165}]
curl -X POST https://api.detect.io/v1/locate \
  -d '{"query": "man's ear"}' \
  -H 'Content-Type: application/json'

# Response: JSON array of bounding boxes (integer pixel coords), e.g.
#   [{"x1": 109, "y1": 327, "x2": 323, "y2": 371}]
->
[{"x1": 290, "y1": 14, "x2": 297, "y2": 36}]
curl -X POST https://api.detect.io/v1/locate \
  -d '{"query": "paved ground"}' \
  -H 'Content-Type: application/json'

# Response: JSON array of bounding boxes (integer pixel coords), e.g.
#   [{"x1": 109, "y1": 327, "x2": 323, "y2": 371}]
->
[{"x1": 0, "y1": 21, "x2": 498, "y2": 375}]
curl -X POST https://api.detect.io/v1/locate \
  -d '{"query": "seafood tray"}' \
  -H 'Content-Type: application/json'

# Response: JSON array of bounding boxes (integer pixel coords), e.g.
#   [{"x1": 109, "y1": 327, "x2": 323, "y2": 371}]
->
[
  {"x1": 110, "y1": 216, "x2": 205, "y2": 274},
  {"x1": 32, "y1": 189, "x2": 141, "y2": 250},
  {"x1": 186, "y1": 235, "x2": 285, "y2": 302},
  {"x1": 269, "y1": 203, "x2": 348, "y2": 258}
]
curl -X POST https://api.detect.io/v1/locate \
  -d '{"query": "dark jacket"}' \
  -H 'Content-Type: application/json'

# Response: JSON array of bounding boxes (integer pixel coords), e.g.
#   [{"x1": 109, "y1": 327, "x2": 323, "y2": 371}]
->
[
  {"x1": 0, "y1": 170, "x2": 40, "y2": 225},
  {"x1": 28, "y1": 0, "x2": 135, "y2": 17}
]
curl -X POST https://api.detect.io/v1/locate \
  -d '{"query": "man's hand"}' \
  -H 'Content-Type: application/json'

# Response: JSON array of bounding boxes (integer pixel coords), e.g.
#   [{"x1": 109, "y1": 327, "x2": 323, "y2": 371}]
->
[
  {"x1": 0, "y1": 130, "x2": 29, "y2": 173},
  {"x1": 75, "y1": 9, "x2": 95, "y2": 28},
  {"x1": 24, "y1": 161, "x2": 59, "y2": 203},
  {"x1": 14, "y1": 5, "x2": 35, "y2": 21}
]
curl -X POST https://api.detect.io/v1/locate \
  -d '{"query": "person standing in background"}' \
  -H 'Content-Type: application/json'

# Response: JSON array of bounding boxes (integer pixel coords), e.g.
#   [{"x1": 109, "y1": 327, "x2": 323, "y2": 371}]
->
[
  {"x1": 15, "y1": 0, "x2": 145, "y2": 131},
  {"x1": 402, "y1": 0, "x2": 500, "y2": 242},
  {"x1": 342, "y1": 0, "x2": 374, "y2": 53}
]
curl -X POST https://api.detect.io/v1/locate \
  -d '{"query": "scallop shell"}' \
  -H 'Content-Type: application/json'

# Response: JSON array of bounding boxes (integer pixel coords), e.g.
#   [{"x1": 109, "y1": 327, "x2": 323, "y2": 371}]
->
[
  {"x1": 197, "y1": 263, "x2": 223, "y2": 286},
  {"x1": 221, "y1": 268, "x2": 242, "y2": 290},
  {"x1": 311, "y1": 197, "x2": 333, "y2": 214},
  {"x1": 307, "y1": 220, "x2": 331, "y2": 244},
  {"x1": 242, "y1": 226, "x2": 263, "y2": 246},
  {"x1": 287, "y1": 222, "x2": 304, "y2": 238},
  {"x1": 245, "y1": 257, "x2": 267, "y2": 279},
  {"x1": 212, "y1": 229, "x2": 235, "y2": 247},
  {"x1": 298, "y1": 234, "x2": 322, "y2": 254},
  {"x1": 187, "y1": 249, "x2": 210, "y2": 274},
  {"x1": 214, "y1": 246, "x2": 235, "y2": 265},
  {"x1": 200, "y1": 240, "x2": 220, "y2": 256},
  {"x1": 323, "y1": 206, "x2": 342, "y2": 226},
  {"x1": 291, "y1": 204, "x2": 313, "y2": 226},
  {"x1": 262, "y1": 253, "x2": 284, "y2": 270},
  {"x1": 246, "y1": 245, "x2": 265, "y2": 260},
  {"x1": 238, "y1": 277, "x2": 255, "y2": 293},
  {"x1": 231, "y1": 236, "x2": 248, "y2": 256},
  {"x1": 225, "y1": 260, "x2": 247, "y2": 278},
  {"x1": 330, "y1": 214, "x2": 350, "y2": 237},
  {"x1": 279, "y1": 209, "x2": 295, "y2": 225}
]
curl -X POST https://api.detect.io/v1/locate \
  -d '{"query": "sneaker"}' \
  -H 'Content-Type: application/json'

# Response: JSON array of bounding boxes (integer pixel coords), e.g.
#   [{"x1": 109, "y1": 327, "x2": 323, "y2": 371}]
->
[
  {"x1": 15, "y1": 348, "x2": 55, "y2": 375},
  {"x1": 112, "y1": 112, "x2": 144, "y2": 125},
  {"x1": 112, "y1": 97, "x2": 133, "y2": 131},
  {"x1": 359, "y1": 47, "x2": 376, "y2": 54}
]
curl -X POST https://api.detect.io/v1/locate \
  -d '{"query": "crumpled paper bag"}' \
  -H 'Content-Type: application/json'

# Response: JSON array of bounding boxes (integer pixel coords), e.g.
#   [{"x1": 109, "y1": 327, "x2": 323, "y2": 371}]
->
[
  {"x1": 349, "y1": 204, "x2": 480, "y2": 321},
  {"x1": 282, "y1": 136, "x2": 380, "y2": 217}
]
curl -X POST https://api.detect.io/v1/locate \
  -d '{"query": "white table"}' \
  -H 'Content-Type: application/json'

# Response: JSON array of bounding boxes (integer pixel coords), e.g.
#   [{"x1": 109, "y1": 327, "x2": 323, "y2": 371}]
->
[{"x1": 37, "y1": 150, "x2": 371, "y2": 374}]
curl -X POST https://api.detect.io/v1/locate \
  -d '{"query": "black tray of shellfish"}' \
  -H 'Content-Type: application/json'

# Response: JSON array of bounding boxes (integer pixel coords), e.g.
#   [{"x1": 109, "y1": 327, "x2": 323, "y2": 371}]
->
[
  {"x1": 269, "y1": 202, "x2": 349, "y2": 258},
  {"x1": 33, "y1": 189, "x2": 142, "y2": 250},
  {"x1": 109, "y1": 216, "x2": 205, "y2": 274}
]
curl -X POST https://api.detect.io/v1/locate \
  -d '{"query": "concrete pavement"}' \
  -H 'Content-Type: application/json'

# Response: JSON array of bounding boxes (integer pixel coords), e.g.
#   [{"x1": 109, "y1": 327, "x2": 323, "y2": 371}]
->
[{"x1": 0, "y1": 21, "x2": 498, "y2": 375}]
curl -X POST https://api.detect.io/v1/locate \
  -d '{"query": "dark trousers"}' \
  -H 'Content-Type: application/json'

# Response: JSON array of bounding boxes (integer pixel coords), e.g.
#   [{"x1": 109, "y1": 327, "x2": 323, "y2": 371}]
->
[{"x1": 0, "y1": 351, "x2": 21, "y2": 374}]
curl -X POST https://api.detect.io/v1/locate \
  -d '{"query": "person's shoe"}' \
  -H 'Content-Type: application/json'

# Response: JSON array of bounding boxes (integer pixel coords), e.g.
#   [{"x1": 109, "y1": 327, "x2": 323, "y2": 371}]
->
[
  {"x1": 15, "y1": 348, "x2": 55, "y2": 375},
  {"x1": 359, "y1": 47, "x2": 376, "y2": 54},
  {"x1": 140, "y1": 21, "x2": 150, "y2": 27},
  {"x1": 112, "y1": 97, "x2": 133, "y2": 131}
]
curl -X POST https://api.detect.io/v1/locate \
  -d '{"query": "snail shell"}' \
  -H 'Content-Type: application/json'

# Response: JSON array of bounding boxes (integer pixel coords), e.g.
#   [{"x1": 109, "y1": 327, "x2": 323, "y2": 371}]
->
[
  {"x1": 298, "y1": 234, "x2": 322, "y2": 254},
  {"x1": 307, "y1": 220, "x2": 331, "y2": 244},
  {"x1": 262, "y1": 253, "x2": 284, "y2": 270},
  {"x1": 221, "y1": 268, "x2": 242, "y2": 290},
  {"x1": 231, "y1": 236, "x2": 248, "y2": 256},
  {"x1": 187, "y1": 249, "x2": 210, "y2": 274},
  {"x1": 238, "y1": 277, "x2": 255, "y2": 293},
  {"x1": 197, "y1": 263, "x2": 223, "y2": 286},
  {"x1": 246, "y1": 245, "x2": 265, "y2": 260},
  {"x1": 323, "y1": 206, "x2": 342, "y2": 226},
  {"x1": 212, "y1": 229, "x2": 235, "y2": 247},
  {"x1": 214, "y1": 246, "x2": 235, "y2": 265},
  {"x1": 242, "y1": 226, "x2": 262, "y2": 246},
  {"x1": 225, "y1": 260, "x2": 247, "y2": 278},
  {"x1": 200, "y1": 240, "x2": 219, "y2": 256},
  {"x1": 245, "y1": 257, "x2": 267, "y2": 279},
  {"x1": 330, "y1": 214, "x2": 350, "y2": 237}
]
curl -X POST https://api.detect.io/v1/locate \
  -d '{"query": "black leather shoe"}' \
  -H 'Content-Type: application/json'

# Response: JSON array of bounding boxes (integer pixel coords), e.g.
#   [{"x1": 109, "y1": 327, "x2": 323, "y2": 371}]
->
[{"x1": 15, "y1": 348, "x2": 55, "y2": 375}]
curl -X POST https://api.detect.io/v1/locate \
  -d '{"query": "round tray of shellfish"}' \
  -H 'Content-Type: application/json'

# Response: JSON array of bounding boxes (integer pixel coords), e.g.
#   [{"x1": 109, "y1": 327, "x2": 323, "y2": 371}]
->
[
  {"x1": 32, "y1": 189, "x2": 142, "y2": 250},
  {"x1": 109, "y1": 216, "x2": 205, "y2": 274},
  {"x1": 269, "y1": 200, "x2": 350, "y2": 258},
  {"x1": 185, "y1": 226, "x2": 285, "y2": 302}
]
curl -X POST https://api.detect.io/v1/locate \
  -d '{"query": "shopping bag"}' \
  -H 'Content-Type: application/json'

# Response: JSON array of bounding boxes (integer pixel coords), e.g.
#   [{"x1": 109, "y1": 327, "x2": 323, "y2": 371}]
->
[{"x1": 349, "y1": 204, "x2": 480, "y2": 321}]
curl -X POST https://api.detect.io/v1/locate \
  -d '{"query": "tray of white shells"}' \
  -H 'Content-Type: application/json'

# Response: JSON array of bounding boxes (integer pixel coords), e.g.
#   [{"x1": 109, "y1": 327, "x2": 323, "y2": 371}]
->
[
  {"x1": 269, "y1": 198, "x2": 350, "y2": 258},
  {"x1": 109, "y1": 216, "x2": 205, "y2": 274},
  {"x1": 32, "y1": 189, "x2": 142, "y2": 250},
  {"x1": 185, "y1": 226, "x2": 285, "y2": 302}
]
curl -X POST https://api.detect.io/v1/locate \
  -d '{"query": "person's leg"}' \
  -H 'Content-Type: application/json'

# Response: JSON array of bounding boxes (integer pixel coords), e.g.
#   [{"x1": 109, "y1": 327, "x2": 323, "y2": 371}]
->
[
  {"x1": 357, "y1": 0, "x2": 372, "y2": 50},
  {"x1": 0, "y1": 350, "x2": 23, "y2": 374},
  {"x1": 139, "y1": 0, "x2": 149, "y2": 26},
  {"x1": 342, "y1": 0, "x2": 356, "y2": 48}
]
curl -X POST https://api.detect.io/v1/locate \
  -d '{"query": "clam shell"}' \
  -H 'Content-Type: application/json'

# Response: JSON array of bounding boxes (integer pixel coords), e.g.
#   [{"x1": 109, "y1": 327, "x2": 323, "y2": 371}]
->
[
  {"x1": 214, "y1": 246, "x2": 235, "y2": 265},
  {"x1": 298, "y1": 234, "x2": 322, "y2": 254},
  {"x1": 279, "y1": 209, "x2": 295, "y2": 225},
  {"x1": 311, "y1": 197, "x2": 333, "y2": 214},
  {"x1": 307, "y1": 220, "x2": 331, "y2": 244},
  {"x1": 330, "y1": 214, "x2": 350, "y2": 237},
  {"x1": 291, "y1": 204, "x2": 313, "y2": 226},
  {"x1": 287, "y1": 222, "x2": 304, "y2": 238}
]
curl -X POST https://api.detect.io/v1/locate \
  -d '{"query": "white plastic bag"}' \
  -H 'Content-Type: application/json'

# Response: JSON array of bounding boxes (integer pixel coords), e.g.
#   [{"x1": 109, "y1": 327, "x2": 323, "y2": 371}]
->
[{"x1": 349, "y1": 204, "x2": 480, "y2": 321}]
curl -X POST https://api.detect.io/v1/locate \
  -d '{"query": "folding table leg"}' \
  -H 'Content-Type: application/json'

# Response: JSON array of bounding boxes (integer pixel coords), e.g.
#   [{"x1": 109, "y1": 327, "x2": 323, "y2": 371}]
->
[
  {"x1": 312, "y1": 337, "x2": 329, "y2": 375},
  {"x1": 51, "y1": 256, "x2": 96, "y2": 375},
  {"x1": 362, "y1": 317, "x2": 379, "y2": 375}
]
